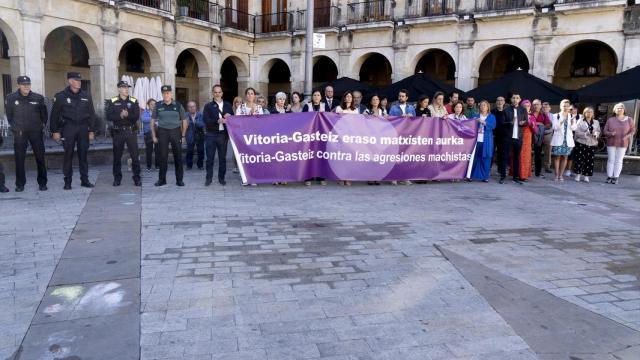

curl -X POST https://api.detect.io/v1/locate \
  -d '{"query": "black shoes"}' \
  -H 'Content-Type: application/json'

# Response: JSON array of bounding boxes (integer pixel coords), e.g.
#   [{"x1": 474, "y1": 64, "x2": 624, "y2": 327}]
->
[
  {"x1": 64, "y1": 183, "x2": 72, "y2": 190},
  {"x1": 154, "y1": 180, "x2": 166, "y2": 187},
  {"x1": 81, "y1": 182, "x2": 95, "y2": 188},
  {"x1": 606, "y1": 177, "x2": 612, "y2": 184},
  {"x1": 134, "y1": 179, "x2": 142, "y2": 187},
  {"x1": 512, "y1": 179, "x2": 524, "y2": 185},
  {"x1": 219, "y1": 179, "x2": 226, "y2": 186},
  {"x1": 15, "y1": 186, "x2": 24, "y2": 192},
  {"x1": 39, "y1": 184, "x2": 48, "y2": 191},
  {"x1": 176, "y1": 181, "x2": 185, "y2": 187},
  {"x1": 0, "y1": 185, "x2": 8, "y2": 193},
  {"x1": 205, "y1": 179, "x2": 212, "y2": 186},
  {"x1": 113, "y1": 179, "x2": 121, "y2": 187},
  {"x1": 611, "y1": 177, "x2": 618, "y2": 185},
  {"x1": 499, "y1": 177, "x2": 505, "y2": 184}
]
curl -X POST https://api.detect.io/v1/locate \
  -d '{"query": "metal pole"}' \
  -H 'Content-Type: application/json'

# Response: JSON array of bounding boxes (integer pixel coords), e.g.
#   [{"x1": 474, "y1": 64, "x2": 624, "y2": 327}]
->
[{"x1": 304, "y1": 0, "x2": 314, "y2": 100}]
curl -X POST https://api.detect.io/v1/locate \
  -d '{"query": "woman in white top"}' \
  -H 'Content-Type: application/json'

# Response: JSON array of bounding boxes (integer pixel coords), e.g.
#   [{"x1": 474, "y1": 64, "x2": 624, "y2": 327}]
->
[
  {"x1": 365, "y1": 94, "x2": 387, "y2": 116},
  {"x1": 335, "y1": 92, "x2": 359, "y2": 115},
  {"x1": 447, "y1": 101, "x2": 467, "y2": 121},
  {"x1": 235, "y1": 87, "x2": 263, "y2": 116},
  {"x1": 288, "y1": 92, "x2": 304, "y2": 113},
  {"x1": 550, "y1": 99, "x2": 578, "y2": 182},
  {"x1": 428, "y1": 91, "x2": 449, "y2": 118}
]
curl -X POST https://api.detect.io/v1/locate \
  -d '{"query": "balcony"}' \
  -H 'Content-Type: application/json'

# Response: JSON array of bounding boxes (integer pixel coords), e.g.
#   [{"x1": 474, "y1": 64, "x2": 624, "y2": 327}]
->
[
  {"x1": 295, "y1": 6, "x2": 341, "y2": 31},
  {"x1": 406, "y1": 0, "x2": 458, "y2": 17},
  {"x1": 347, "y1": 0, "x2": 393, "y2": 24},
  {"x1": 553, "y1": 0, "x2": 627, "y2": 13},
  {"x1": 255, "y1": 11, "x2": 294, "y2": 35},
  {"x1": 220, "y1": 8, "x2": 255, "y2": 34},
  {"x1": 117, "y1": 0, "x2": 171, "y2": 12},
  {"x1": 175, "y1": 0, "x2": 220, "y2": 23},
  {"x1": 475, "y1": 0, "x2": 530, "y2": 12}
]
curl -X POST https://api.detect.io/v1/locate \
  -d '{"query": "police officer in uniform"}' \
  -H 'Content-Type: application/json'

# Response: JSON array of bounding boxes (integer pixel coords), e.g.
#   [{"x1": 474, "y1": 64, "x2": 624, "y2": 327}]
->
[
  {"x1": 107, "y1": 81, "x2": 141, "y2": 186},
  {"x1": 4, "y1": 76, "x2": 48, "y2": 192},
  {"x1": 50, "y1": 72, "x2": 97, "y2": 190},
  {"x1": 150, "y1": 85, "x2": 187, "y2": 187}
]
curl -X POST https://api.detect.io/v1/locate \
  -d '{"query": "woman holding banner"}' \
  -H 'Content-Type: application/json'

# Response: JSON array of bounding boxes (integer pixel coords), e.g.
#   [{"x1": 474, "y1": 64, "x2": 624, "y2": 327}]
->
[
  {"x1": 335, "y1": 92, "x2": 359, "y2": 115},
  {"x1": 429, "y1": 92, "x2": 449, "y2": 118},
  {"x1": 416, "y1": 95, "x2": 432, "y2": 117},
  {"x1": 289, "y1": 92, "x2": 304, "y2": 113},
  {"x1": 303, "y1": 90, "x2": 327, "y2": 186},
  {"x1": 270, "y1": 92, "x2": 291, "y2": 114},
  {"x1": 447, "y1": 102, "x2": 467, "y2": 121},
  {"x1": 366, "y1": 94, "x2": 387, "y2": 117},
  {"x1": 470, "y1": 100, "x2": 496, "y2": 182}
]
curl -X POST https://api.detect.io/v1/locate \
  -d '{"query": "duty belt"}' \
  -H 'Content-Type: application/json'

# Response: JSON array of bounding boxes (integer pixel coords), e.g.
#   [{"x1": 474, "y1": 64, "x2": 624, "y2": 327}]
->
[{"x1": 112, "y1": 125, "x2": 136, "y2": 131}]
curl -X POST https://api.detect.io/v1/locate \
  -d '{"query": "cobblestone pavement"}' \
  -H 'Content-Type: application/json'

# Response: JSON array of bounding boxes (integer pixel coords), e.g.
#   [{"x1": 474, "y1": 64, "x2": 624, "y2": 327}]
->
[{"x1": 2, "y1": 164, "x2": 640, "y2": 359}]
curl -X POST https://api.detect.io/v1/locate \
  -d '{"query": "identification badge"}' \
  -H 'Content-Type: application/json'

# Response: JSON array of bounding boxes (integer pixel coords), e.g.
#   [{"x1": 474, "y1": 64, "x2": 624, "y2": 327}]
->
[
  {"x1": 14, "y1": 100, "x2": 19, "y2": 105},
  {"x1": 67, "y1": 98, "x2": 71, "y2": 104}
]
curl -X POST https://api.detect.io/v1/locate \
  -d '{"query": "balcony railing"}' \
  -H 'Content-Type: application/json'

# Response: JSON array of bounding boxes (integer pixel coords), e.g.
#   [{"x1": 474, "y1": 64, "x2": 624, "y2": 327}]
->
[
  {"x1": 176, "y1": 0, "x2": 220, "y2": 23},
  {"x1": 295, "y1": 6, "x2": 341, "y2": 30},
  {"x1": 118, "y1": 0, "x2": 171, "y2": 12},
  {"x1": 475, "y1": 0, "x2": 529, "y2": 11},
  {"x1": 220, "y1": 8, "x2": 255, "y2": 33},
  {"x1": 406, "y1": 0, "x2": 458, "y2": 17},
  {"x1": 255, "y1": 11, "x2": 294, "y2": 34},
  {"x1": 347, "y1": 0, "x2": 392, "y2": 24}
]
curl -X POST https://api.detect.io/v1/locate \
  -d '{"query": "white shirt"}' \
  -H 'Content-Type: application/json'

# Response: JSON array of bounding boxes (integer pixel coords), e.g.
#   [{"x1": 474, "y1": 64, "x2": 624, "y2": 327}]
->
[
  {"x1": 399, "y1": 104, "x2": 406, "y2": 115},
  {"x1": 215, "y1": 100, "x2": 224, "y2": 130},
  {"x1": 335, "y1": 106, "x2": 359, "y2": 114},
  {"x1": 512, "y1": 108, "x2": 519, "y2": 139},
  {"x1": 478, "y1": 114, "x2": 487, "y2": 143}
]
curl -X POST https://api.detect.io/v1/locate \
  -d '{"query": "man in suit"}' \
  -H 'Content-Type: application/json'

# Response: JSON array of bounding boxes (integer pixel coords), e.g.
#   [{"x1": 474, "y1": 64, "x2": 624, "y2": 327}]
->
[
  {"x1": 388, "y1": 89, "x2": 416, "y2": 117},
  {"x1": 202, "y1": 85, "x2": 234, "y2": 186},
  {"x1": 323, "y1": 86, "x2": 337, "y2": 112},
  {"x1": 499, "y1": 92, "x2": 529, "y2": 185},
  {"x1": 184, "y1": 100, "x2": 205, "y2": 170}
]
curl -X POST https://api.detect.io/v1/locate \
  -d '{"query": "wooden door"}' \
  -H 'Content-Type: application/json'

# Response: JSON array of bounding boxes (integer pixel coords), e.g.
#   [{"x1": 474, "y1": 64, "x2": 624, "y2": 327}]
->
[
  {"x1": 261, "y1": 0, "x2": 287, "y2": 32},
  {"x1": 225, "y1": 0, "x2": 249, "y2": 32},
  {"x1": 314, "y1": 0, "x2": 331, "y2": 27}
]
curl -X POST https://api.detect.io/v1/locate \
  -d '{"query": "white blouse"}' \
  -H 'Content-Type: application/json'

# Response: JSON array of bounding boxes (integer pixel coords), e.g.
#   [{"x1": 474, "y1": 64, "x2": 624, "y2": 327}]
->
[
  {"x1": 335, "y1": 106, "x2": 359, "y2": 114},
  {"x1": 235, "y1": 103, "x2": 263, "y2": 116}
]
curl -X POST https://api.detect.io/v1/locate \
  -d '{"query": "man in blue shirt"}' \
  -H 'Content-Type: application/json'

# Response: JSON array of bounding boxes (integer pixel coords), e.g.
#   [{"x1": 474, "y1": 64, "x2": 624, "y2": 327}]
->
[{"x1": 388, "y1": 89, "x2": 416, "y2": 116}]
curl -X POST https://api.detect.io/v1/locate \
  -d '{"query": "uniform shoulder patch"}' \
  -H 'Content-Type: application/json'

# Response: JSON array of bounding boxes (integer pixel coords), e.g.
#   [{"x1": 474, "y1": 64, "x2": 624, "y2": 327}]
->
[
  {"x1": 111, "y1": 96, "x2": 119, "y2": 103},
  {"x1": 130, "y1": 96, "x2": 137, "y2": 103}
]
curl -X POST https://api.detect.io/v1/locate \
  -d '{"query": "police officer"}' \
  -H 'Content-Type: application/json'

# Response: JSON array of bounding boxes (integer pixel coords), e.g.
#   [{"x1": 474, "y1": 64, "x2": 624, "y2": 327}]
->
[
  {"x1": 107, "y1": 81, "x2": 141, "y2": 186},
  {"x1": 50, "y1": 72, "x2": 97, "y2": 190},
  {"x1": 150, "y1": 85, "x2": 187, "y2": 187},
  {"x1": 4, "y1": 76, "x2": 48, "y2": 192}
]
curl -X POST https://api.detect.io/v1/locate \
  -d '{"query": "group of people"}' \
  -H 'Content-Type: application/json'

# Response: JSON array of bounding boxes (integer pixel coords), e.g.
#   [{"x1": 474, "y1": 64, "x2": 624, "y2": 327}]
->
[{"x1": 0, "y1": 77, "x2": 636, "y2": 193}]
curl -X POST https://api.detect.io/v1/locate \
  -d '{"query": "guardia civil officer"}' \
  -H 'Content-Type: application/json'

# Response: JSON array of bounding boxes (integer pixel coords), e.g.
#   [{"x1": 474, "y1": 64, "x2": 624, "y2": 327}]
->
[
  {"x1": 150, "y1": 85, "x2": 187, "y2": 187},
  {"x1": 50, "y1": 72, "x2": 97, "y2": 190},
  {"x1": 107, "y1": 81, "x2": 141, "y2": 186},
  {"x1": 4, "y1": 76, "x2": 48, "y2": 192}
]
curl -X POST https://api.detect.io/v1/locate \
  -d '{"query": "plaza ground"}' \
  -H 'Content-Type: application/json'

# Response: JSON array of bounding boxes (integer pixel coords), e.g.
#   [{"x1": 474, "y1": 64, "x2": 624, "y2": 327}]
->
[{"x1": 1, "y1": 163, "x2": 639, "y2": 359}]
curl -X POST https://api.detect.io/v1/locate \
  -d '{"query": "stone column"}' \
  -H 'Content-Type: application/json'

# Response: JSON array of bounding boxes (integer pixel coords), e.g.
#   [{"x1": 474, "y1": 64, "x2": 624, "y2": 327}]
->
[
  {"x1": 532, "y1": 35, "x2": 553, "y2": 83},
  {"x1": 622, "y1": 33, "x2": 640, "y2": 71},
  {"x1": 290, "y1": 52, "x2": 304, "y2": 95},
  {"x1": 456, "y1": 40, "x2": 476, "y2": 91},
  {"x1": 248, "y1": 54, "x2": 261, "y2": 92},
  {"x1": 21, "y1": 14, "x2": 44, "y2": 94},
  {"x1": 338, "y1": 49, "x2": 352, "y2": 78}
]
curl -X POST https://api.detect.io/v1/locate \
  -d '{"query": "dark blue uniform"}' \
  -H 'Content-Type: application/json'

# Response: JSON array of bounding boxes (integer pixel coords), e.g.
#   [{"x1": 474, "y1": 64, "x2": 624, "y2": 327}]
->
[
  {"x1": 107, "y1": 95, "x2": 141, "y2": 186},
  {"x1": 50, "y1": 86, "x2": 97, "y2": 187},
  {"x1": 4, "y1": 90, "x2": 48, "y2": 190}
]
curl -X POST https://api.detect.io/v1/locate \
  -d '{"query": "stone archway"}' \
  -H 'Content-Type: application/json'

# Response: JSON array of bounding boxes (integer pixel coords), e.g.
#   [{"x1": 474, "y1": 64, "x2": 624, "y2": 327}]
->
[{"x1": 553, "y1": 40, "x2": 618, "y2": 90}]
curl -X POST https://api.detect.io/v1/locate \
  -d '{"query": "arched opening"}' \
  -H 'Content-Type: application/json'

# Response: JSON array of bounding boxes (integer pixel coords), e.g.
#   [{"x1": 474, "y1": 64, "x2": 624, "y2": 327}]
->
[
  {"x1": 175, "y1": 50, "x2": 200, "y2": 107},
  {"x1": 359, "y1": 53, "x2": 392, "y2": 87},
  {"x1": 478, "y1": 45, "x2": 529, "y2": 85},
  {"x1": 118, "y1": 39, "x2": 161, "y2": 76},
  {"x1": 313, "y1": 56, "x2": 338, "y2": 88},
  {"x1": 43, "y1": 27, "x2": 92, "y2": 97},
  {"x1": 553, "y1": 41, "x2": 617, "y2": 90},
  {"x1": 220, "y1": 57, "x2": 239, "y2": 103},
  {"x1": 267, "y1": 59, "x2": 291, "y2": 102},
  {"x1": 414, "y1": 49, "x2": 456, "y2": 86},
  {"x1": 0, "y1": 28, "x2": 14, "y2": 118}
]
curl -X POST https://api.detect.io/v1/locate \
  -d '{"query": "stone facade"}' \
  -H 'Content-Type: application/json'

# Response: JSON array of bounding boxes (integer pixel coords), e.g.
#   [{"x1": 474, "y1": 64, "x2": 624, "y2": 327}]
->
[{"x1": 0, "y1": 0, "x2": 639, "y2": 117}]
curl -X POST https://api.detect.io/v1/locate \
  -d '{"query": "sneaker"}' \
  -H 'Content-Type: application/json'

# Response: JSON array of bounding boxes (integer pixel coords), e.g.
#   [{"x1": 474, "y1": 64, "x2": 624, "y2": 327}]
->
[
  {"x1": 606, "y1": 177, "x2": 612, "y2": 184},
  {"x1": 499, "y1": 178, "x2": 505, "y2": 184},
  {"x1": 391, "y1": 181, "x2": 398, "y2": 186},
  {"x1": 564, "y1": 170, "x2": 571, "y2": 177},
  {"x1": 574, "y1": 174, "x2": 581, "y2": 182},
  {"x1": 612, "y1": 178, "x2": 618, "y2": 185},
  {"x1": 305, "y1": 181, "x2": 311, "y2": 186},
  {"x1": 320, "y1": 180, "x2": 327, "y2": 186},
  {"x1": 0, "y1": 185, "x2": 8, "y2": 193},
  {"x1": 583, "y1": 176, "x2": 590, "y2": 183},
  {"x1": 404, "y1": 180, "x2": 412, "y2": 185}
]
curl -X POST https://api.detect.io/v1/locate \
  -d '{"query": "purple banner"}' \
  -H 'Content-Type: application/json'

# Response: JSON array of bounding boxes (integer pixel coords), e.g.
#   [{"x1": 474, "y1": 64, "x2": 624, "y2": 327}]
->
[{"x1": 226, "y1": 112, "x2": 479, "y2": 184}]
